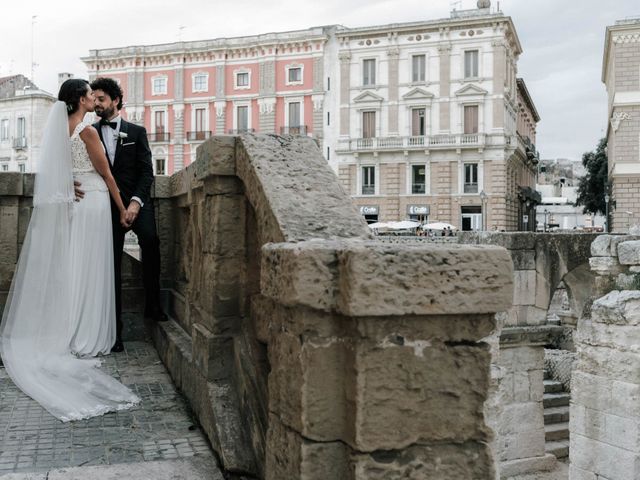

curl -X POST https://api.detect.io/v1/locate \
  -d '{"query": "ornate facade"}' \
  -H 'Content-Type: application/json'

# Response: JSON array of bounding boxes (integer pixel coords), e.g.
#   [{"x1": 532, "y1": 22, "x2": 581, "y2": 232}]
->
[
  {"x1": 332, "y1": 4, "x2": 540, "y2": 231},
  {"x1": 603, "y1": 17, "x2": 640, "y2": 232}
]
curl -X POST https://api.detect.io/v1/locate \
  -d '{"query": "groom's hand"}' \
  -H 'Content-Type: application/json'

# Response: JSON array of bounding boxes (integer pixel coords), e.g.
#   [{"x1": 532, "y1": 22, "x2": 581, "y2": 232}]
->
[
  {"x1": 125, "y1": 201, "x2": 141, "y2": 225},
  {"x1": 73, "y1": 181, "x2": 85, "y2": 202}
]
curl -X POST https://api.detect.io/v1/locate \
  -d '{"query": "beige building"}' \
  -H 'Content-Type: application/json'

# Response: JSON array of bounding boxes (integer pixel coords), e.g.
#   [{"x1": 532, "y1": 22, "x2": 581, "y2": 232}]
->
[
  {"x1": 333, "y1": 0, "x2": 540, "y2": 231},
  {"x1": 0, "y1": 75, "x2": 56, "y2": 173},
  {"x1": 603, "y1": 17, "x2": 640, "y2": 232}
]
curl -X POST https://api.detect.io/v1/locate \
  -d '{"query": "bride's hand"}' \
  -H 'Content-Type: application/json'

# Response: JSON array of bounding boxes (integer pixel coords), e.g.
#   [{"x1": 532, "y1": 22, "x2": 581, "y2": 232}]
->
[{"x1": 119, "y1": 210, "x2": 130, "y2": 228}]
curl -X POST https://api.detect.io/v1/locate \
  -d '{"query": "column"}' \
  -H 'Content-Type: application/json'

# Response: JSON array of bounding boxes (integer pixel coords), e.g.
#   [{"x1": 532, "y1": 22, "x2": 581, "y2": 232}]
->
[
  {"x1": 339, "y1": 52, "x2": 351, "y2": 138},
  {"x1": 438, "y1": 44, "x2": 452, "y2": 133},
  {"x1": 387, "y1": 47, "x2": 400, "y2": 136}
]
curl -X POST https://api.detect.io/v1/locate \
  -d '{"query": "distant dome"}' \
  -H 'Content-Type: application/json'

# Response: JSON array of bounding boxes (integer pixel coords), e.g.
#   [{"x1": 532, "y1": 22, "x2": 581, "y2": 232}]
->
[{"x1": 477, "y1": 0, "x2": 491, "y2": 7}]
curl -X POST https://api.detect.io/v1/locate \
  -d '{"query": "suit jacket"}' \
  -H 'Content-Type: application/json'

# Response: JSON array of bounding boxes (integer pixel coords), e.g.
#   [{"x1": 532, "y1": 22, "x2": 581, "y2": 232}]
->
[{"x1": 94, "y1": 118, "x2": 154, "y2": 207}]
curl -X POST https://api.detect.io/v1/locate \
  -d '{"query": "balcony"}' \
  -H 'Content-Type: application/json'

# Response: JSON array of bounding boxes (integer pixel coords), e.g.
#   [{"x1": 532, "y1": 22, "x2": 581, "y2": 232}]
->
[
  {"x1": 186, "y1": 131, "x2": 212, "y2": 141},
  {"x1": 464, "y1": 183, "x2": 479, "y2": 194},
  {"x1": 280, "y1": 125, "x2": 308, "y2": 136},
  {"x1": 13, "y1": 138, "x2": 27, "y2": 150},
  {"x1": 337, "y1": 134, "x2": 486, "y2": 153},
  {"x1": 227, "y1": 128, "x2": 255, "y2": 134},
  {"x1": 148, "y1": 132, "x2": 171, "y2": 143},
  {"x1": 517, "y1": 133, "x2": 539, "y2": 164}
]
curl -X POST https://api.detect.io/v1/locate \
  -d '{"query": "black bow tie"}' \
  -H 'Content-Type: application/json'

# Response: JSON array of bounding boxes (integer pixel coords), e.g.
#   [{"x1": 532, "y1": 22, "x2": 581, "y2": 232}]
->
[{"x1": 100, "y1": 119, "x2": 118, "y2": 129}]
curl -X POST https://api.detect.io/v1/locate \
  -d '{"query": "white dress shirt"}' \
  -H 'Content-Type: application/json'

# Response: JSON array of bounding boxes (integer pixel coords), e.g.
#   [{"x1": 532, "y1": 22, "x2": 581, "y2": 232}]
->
[{"x1": 100, "y1": 115, "x2": 143, "y2": 208}]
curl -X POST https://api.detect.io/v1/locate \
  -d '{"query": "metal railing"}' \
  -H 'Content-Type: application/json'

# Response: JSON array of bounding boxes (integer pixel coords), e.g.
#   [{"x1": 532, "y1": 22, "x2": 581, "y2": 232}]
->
[
  {"x1": 13, "y1": 137, "x2": 27, "y2": 149},
  {"x1": 361, "y1": 185, "x2": 375, "y2": 195},
  {"x1": 186, "y1": 131, "x2": 212, "y2": 141},
  {"x1": 148, "y1": 132, "x2": 171, "y2": 142},
  {"x1": 338, "y1": 134, "x2": 486, "y2": 152},
  {"x1": 464, "y1": 183, "x2": 479, "y2": 194},
  {"x1": 411, "y1": 183, "x2": 426, "y2": 194},
  {"x1": 227, "y1": 128, "x2": 255, "y2": 134},
  {"x1": 280, "y1": 125, "x2": 308, "y2": 135}
]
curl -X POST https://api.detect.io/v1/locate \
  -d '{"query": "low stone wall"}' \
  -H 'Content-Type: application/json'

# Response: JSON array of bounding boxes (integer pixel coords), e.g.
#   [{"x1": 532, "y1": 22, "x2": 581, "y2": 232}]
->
[{"x1": 570, "y1": 235, "x2": 640, "y2": 479}]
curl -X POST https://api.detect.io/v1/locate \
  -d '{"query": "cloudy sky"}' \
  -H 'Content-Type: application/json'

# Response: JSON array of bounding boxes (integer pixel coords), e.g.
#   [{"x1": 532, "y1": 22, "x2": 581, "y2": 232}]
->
[{"x1": 0, "y1": 0, "x2": 637, "y2": 160}]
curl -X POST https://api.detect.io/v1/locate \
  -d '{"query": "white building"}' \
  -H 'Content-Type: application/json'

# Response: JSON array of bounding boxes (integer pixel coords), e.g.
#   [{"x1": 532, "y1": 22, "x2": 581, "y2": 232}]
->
[{"x1": 0, "y1": 75, "x2": 56, "y2": 173}]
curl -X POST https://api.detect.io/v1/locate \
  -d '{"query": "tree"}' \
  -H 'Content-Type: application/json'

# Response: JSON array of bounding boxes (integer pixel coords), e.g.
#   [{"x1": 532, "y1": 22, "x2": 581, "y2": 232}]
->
[{"x1": 576, "y1": 137, "x2": 608, "y2": 216}]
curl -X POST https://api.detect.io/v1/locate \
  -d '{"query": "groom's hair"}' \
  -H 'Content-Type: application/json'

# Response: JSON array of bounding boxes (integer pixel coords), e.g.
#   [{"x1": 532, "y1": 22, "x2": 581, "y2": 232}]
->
[{"x1": 90, "y1": 77, "x2": 124, "y2": 110}]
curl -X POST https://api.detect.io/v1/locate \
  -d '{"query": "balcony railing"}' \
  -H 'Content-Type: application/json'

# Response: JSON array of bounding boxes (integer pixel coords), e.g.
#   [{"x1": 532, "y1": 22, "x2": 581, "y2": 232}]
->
[
  {"x1": 227, "y1": 128, "x2": 255, "y2": 134},
  {"x1": 362, "y1": 185, "x2": 375, "y2": 195},
  {"x1": 186, "y1": 131, "x2": 212, "y2": 141},
  {"x1": 280, "y1": 125, "x2": 308, "y2": 135},
  {"x1": 338, "y1": 134, "x2": 486, "y2": 152},
  {"x1": 13, "y1": 137, "x2": 27, "y2": 149},
  {"x1": 148, "y1": 132, "x2": 171, "y2": 142},
  {"x1": 464, "y1": 183, "x2": 479, "y2": 194},
  {"x1": 411, "y1": 183, "x2": 426, "y2": 194}
]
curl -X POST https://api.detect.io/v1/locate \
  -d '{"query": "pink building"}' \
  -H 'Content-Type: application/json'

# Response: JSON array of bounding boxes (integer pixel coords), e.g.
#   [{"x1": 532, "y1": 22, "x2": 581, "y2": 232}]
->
[{"x1": 82, "y1": 28, "x2": 327, "y2": 175}]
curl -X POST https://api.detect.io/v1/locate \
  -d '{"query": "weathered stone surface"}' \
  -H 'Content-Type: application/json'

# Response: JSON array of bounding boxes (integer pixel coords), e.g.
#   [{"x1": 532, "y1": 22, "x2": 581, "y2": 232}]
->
[
  {"x1": 511, "y1": 249, "x2": 536, "y2": 270},
  {"x1": 590, "y1": 234, "x2": 612, "y2": 256},
  {"x1": 591, "y1": 290, "x2": 640, "y2": 326},
  {"x1": 262, "y1": 239, "x2": 513, "y2": 316},
  {"x1": 589, "y1": 256, "x2": 624, "y2": 275},
  {"x1": 0, "y1": 173, "x2": 23, "y2": 196},
  {"x1": 618, "y1": 240, "x2": 640, "y2": 265},
  {"x1": 196, "y1": 135, "x2": 237, "y2": 178}
]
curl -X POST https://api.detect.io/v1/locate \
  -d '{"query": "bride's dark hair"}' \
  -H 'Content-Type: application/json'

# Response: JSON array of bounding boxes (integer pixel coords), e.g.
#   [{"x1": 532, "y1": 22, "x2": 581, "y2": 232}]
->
[{"x1": 58, "y1": 79, "x2": 90, "y2": 115}]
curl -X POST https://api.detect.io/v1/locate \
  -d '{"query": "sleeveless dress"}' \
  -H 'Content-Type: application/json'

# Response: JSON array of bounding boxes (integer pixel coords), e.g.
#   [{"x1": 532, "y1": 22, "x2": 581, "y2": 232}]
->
[{"x1": 68, "y1": 122, "x2": 117, "y2": 356}]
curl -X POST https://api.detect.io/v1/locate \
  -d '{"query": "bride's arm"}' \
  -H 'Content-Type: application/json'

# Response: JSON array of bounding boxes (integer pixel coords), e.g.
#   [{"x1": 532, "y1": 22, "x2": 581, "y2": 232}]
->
[{"x1": 79, "y1": 126, "x2": 129, "y2": 226}]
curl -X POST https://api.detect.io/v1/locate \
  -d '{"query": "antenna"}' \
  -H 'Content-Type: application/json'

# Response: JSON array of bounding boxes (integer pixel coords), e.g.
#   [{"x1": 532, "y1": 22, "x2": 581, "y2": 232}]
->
[
  {"x1": 30, "y1": 15, "x2": 38, "y2": 83},
  {"x1": 178, "y1": 25, "x2": 186, "y2": 41},
  {"x1": 450, "y1": 0, "x2": 462, "y2": 11}
]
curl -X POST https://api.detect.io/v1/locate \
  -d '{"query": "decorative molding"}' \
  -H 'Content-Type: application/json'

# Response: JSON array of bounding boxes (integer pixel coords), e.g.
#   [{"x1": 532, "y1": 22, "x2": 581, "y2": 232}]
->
[
  {"x1": 402, "y1": 87, "x2": 434, "y2": 100},
  {"x1": 613, "y1": 34, "x2": 640, "y2": 44},
  {"x1": 214, "y1": 101, "x2": 226, "y2": 118},
  {"x1": 257, "y1": 97, "x2": 276, "y2": 115},
  {"x1": 387, "y1": 47, "x2": 400, "y2": 58},
  {"x1": 437, "y1": 43, "x2": 452, "y2": 55},
  {"x1": 353, "y1": 91, "x2": 385, "y2": 103},
  {"x1": 173, "y1": 104, "x2": 184, "y2": 120},
  {"x1": 454, "y1": 84, "x2": 488, "y2": 96},
  {"x1": 338, "y1": 52, "x2": 352, "y2": 62},
  {"x1": 311, "y1": 94, "x2": 324, "y2": 112},
  {"x1": 611, "y1": 111, "x2": 632, "y2": 132}
]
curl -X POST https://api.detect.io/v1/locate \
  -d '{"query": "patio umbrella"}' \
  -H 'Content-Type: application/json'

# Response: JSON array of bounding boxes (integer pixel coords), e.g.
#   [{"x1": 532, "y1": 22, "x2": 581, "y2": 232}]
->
[
  {"x1": 368, "y1": 222, "x2": 390, "y2": 229},
  {"x1": 422, "y1": 222, "x2": 457, "y2": 231},
  {"x1": 387, "y1": 220, "x2": 421, "y2": 230}
]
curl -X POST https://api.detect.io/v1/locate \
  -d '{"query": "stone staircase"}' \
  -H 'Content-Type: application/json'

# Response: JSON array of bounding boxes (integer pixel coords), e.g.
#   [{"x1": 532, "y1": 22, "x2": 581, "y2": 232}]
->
[{"x1": 543, "y1": 369, "x2": 570, "y2": 459}]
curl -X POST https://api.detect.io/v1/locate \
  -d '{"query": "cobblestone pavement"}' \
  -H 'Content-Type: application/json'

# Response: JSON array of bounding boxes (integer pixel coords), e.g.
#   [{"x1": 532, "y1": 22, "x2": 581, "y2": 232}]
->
[{"x1": 0, "y1": 341, "x2": 217, "y2": 476}]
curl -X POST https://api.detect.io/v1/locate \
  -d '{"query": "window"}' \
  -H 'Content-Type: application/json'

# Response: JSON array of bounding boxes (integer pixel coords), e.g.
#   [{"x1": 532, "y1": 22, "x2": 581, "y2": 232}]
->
[
  {"x1": 464, "y1": 50, "x2": 479, "y2": 78},
  {"x1": 16, "y1": 117, "x2": 26, "y2": 139},
  {"x1": 192, "y1": 73, "x2": 208, "y2": 92},
  {"x1": 288, "y1": 67, "x2": 302, "y2": 83},
  {"x1": 1, "y1": 164, "x2": 7, "y2": 171},
  {"x1": 363, "y1": 59, "x2": 376, "y2": 86},
  {"x1": 464, "y1": 163, "x2": 478, "y2": 193},
  {"x1": 412, "y1": 55, "x2": 426, "y2": 82},
  {"x1": 327, "y1": 77, "x2": 330, "y2": 90},
  {"x1": 362, "y1": 166, "x2": 375, "y2": 195},
  {"x1": 411, "y1": 108, "x2": 426, "y2": 136},
  {"x1": 461, "y1": 206, "x2": 482, "y2": 231},
  {"x1": 237, "y1": 106, "x2": 248, "y2": 132},
  {"x1": 236, "y1": 72, "x2": 249, "y2": 88},
  {"x1": 288, "y1": 102, "x2": 300, "y2": 127},
  {"x1": 464, "y1": 105, "x2": 479, "y2": 134},
  {"x1": 327, "y1": 111, "x2": 330, "y2": 126},
  {"x1": 412, "y1": 165, "x2": 426, "y2": 194},
  {"x1": 154, "y1": 111, "x2": 165, "y2": 134},
  {"x1": 155, "y1": 158, "x2": 166, "y2": 176},
  {"x1": 18, "y1": 164, "x2": 25, "y2": 173},
  {"x1": 195, "y1": 108, "x2": 206, "y2": 132},
  {"x1": 362, "y1": 111, "x2": 376, "y2": 138},
  {"x1": 0, "y1": 119, "x2": 8, "y2": 140},
  {"x1": 326, "y1": 147, "x2": 330, "y2": 161},
  {"x1": 152, "y1": 76, "x2": 167, "y2": 95}
]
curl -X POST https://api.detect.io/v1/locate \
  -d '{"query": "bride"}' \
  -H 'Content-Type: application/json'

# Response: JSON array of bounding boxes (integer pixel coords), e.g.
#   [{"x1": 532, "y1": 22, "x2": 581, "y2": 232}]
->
[{"x1": 0, "y1": 79, "x2": 140, "y2": 421}]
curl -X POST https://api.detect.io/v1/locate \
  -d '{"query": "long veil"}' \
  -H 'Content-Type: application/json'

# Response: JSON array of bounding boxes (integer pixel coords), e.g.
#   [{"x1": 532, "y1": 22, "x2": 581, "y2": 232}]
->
[{"x1": 0, "y1": 101, "x2": 138, "y2": 422}]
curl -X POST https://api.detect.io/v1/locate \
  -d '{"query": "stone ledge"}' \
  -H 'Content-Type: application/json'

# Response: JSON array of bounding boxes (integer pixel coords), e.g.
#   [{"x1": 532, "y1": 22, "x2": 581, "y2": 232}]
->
[
  {"x1": 262, "y1": 239, "x2": 513, "y2": 316},
  {"x1": 499, "y1": 453, "x2": 557, "y2": 478},
  {"x1": 499, "y1": 325, "x2": 565, "y2": 346}
]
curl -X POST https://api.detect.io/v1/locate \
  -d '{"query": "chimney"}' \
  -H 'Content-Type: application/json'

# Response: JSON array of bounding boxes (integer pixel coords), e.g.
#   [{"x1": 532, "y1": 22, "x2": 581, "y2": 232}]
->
[{"x1": 58, "y1": 72, "x2": 73, "y2": 89}]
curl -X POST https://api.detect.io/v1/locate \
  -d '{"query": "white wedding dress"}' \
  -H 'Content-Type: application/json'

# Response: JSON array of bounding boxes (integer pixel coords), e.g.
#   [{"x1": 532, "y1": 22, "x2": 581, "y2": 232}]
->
[{"x1": 0, "y1": 102, "x2": 139, "y2": 422}]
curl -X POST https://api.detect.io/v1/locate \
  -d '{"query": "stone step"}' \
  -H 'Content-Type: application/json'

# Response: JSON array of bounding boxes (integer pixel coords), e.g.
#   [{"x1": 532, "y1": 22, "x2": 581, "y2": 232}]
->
[
  {"x1": 544, "y1": 405, "x2": 570, "y2": 425},
  {"x1": 544, "y1": 379, "x2": 564, "y2": 394},
  {"x1": 545, "y1": 422, "x2": 570, "y2": 442},
  {"x1": 544, "y1": 369, "x2": 551, "y2": 380},
  {"x1": 546, "y1": 439, "x2": 570, "y2": 459},
  {"x1": 543, "y1": 392, "x2": 570, "y2": 408}
]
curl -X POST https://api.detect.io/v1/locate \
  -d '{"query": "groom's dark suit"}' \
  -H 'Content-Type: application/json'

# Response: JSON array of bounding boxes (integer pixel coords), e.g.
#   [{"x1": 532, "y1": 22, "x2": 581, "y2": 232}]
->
[{"x1": 94, "y1": 117, "x2": 161, "y2": 341}]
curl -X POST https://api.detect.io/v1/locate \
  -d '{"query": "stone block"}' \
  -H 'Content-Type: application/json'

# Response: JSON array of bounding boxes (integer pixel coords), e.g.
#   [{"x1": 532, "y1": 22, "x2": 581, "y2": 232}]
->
[
  {"x1": 570, "y1": 432, "x2": 640, "y2": 480},
  {"x1": 572, "y1": 371, "x2": 613, "y2": 412},
  {"x1": 500, "y1": 454, "x2": 556, "y2": 478},
  {"x1": 577, "y1": 344, "x2": 640, "y2": 384},
  {"x1": 611, "y1": 380, "x2": 640, "y2": 418},
  {"x1": 511, "y1": 249, "x2": 536, "y2": 270},
  {"x1": 499, "y1": 403, "x2": 543, "y2": 435},
  {"x1": 589, "y1": 256, "x2": 624, "y2": 275},
  {"x1": 605, "y1": 413, "x2": 640, "y2": 451},
  {"x1": 591, "y1": 290, "x2": 640, "y2": 326},
  {"x1": 577, "y1": 320, "x2": 640, "y2": 353},
  {"x1": 0, "y1": 172, "x2": 23, "y2": 195},
  {"x1": 616, "y1": 272, "x2": 640, "y2": 289},
  {"x1": 590, "y1": 235, "x2": 612, "y2": 256},
  {"x1": 618, "y1": 240, "x2": 640, "y2": 265},
  {"x1": 196, "y1": 136, "x2": 237, "y2": 178},
  {"x1": 568, "y1": 464, "x2": 599, "y2": 480},
  {"x1": 513, "y1": 270, "x2": 536, "y2": 306}
]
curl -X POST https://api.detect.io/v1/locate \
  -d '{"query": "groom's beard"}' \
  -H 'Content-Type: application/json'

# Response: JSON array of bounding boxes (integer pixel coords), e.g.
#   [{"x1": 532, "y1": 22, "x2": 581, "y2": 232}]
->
[{"x1": 95, "y1": 107, "x2": 116, "y2": 120}]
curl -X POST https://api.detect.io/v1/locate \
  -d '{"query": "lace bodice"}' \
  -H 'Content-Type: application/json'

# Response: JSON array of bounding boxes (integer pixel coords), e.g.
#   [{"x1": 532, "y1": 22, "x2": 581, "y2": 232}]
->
[{"x1": 71, "y1": 123, "x2": 96, "y2": 174}]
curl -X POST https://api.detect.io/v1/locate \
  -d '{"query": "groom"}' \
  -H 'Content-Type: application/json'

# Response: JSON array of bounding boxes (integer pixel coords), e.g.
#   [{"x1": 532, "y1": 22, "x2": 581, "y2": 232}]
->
[{"x1": 87, "y1": 77, "x2": 167, "y2": 353}]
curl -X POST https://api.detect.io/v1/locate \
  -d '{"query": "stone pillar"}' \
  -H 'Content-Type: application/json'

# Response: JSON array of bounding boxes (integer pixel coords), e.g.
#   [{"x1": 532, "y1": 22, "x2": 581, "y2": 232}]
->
[
  {"x1": 312, "y1": 57, "x2": 324, "y2": 141},
  {"x1": 571, "y1": 235, "x2": 640, "y2": 479},
  {"x1": 438, "y1": 44, "x2": 452, "y2": 133},
  {"x1": 339, "y1": 52, "x2": 351, "y2": 137},
  {"x1": 387, "y1": 48, "x2": 399, "y2": 136},
  {"x1": 259, "y1": 60, "x2": 276, "y2": 134},
  {"x1": 126, "y1": 70, "x2": 145, "y2": 126},
  {"x1": 215, "y1": 65, "x2": 226, "y2": 135},
  {"x1": 262, "y1": 240, "x2": 513, "y2": 480},
  {"x1": 492, "y1": 40, "x2": 506, "y2": 130},
  {"x1": 258, "y1": 97, "x2": 276, "y2": 134},
  {"x1": 215, "y1": 101, "x2": 226, "y2": 136}
]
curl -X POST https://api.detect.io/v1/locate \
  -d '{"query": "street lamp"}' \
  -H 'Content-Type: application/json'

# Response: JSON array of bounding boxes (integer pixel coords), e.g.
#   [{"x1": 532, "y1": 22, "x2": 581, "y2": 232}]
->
[
  {"x1": 604, "y1": 194, "x2": 610, "y2": 233},
  {"x1": 479, "y1": 190, "x2": 488, "y2": 231}
]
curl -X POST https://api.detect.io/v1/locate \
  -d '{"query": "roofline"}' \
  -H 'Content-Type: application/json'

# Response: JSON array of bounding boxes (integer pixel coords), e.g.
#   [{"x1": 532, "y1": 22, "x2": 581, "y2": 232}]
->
[
  {"x1": 602, "y1": 20, "x2": 640, "y2": 83},
  {"x1": 516, "y1": 78, "x2": 540, "y2": 122}
]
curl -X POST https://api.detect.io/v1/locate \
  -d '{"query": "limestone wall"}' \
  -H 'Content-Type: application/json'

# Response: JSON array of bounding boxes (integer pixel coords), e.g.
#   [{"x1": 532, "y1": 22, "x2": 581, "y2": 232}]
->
[{"x1": 570, "y1": 234, "x2": 640, "y2": 479}]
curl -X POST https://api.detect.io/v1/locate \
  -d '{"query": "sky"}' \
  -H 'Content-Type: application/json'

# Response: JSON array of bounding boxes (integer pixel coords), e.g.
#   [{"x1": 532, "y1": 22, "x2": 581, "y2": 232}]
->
[{"x1": 0, "y1": 0, "x2": 638, "y2": 160}]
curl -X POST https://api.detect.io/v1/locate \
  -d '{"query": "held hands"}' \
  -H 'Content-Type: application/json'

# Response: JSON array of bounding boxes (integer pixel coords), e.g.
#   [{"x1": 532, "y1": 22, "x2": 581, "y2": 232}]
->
[
  {"x1": 124, "y1": 201, "x2": 141, "y2": 226},
  {"x1": 73, "y1": 181, "x2": 85, "y2": 201}
]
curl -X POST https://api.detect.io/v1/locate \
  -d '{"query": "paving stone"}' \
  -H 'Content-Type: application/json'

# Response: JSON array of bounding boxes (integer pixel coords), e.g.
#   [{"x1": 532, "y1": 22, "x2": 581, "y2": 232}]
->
[{"x1": 0, "y1": 340, "x2": 215, "y2": 476}]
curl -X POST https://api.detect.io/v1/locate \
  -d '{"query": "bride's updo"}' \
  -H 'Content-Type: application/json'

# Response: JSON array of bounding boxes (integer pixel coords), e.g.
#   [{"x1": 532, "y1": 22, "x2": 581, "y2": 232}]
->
[{"x1": 58, "y1": 79, "x2": 90, "y2": 115}]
